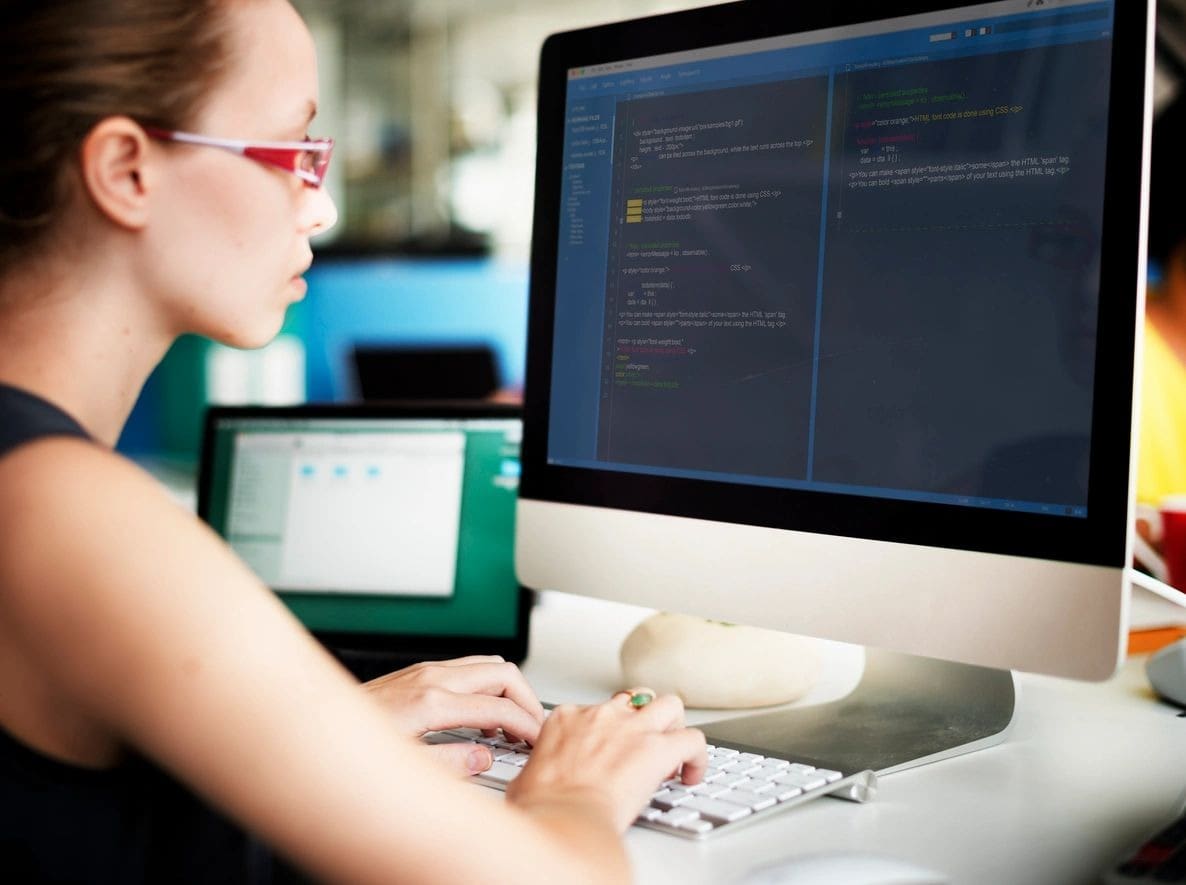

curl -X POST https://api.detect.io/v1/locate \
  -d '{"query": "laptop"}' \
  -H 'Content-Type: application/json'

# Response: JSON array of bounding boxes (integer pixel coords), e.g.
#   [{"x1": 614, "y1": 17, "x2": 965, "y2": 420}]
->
[{"x1": 197, "y1": 402, "x2": 530, "y2": 681}]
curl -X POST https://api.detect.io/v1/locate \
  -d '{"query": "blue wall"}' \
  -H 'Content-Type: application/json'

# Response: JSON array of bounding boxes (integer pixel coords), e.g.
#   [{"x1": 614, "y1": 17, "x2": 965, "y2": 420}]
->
[{"x1": 300, "y1": 256, "x2": 529, "y2": 401}]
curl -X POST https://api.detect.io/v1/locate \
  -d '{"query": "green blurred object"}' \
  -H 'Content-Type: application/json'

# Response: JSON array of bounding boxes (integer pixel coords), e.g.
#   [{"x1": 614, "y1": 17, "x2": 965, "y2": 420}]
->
[
  {"x1": 159, "y1": 335, "x2": 211, "y2": 462},
  {"x1": 119, "y1": 302, "x2": 308, "y2": 463}
]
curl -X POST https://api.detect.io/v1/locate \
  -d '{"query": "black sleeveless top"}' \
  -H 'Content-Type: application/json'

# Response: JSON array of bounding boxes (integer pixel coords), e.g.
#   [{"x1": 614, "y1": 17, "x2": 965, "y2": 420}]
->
[{"x1": 0, "y1": 384, "x2": 292, "y2": 884}]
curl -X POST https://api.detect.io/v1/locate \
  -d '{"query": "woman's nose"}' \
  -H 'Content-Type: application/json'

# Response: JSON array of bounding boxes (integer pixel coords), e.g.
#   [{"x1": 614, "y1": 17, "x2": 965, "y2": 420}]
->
[{"x1": 300, "y1": 185, "x2": 338, "y2": 237}]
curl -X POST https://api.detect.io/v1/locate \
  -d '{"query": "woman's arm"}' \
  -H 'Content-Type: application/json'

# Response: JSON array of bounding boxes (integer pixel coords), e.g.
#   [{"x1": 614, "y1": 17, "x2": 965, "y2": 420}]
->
[{"x1": 0, "y1": 438, "x2": 703, "y2": 884}]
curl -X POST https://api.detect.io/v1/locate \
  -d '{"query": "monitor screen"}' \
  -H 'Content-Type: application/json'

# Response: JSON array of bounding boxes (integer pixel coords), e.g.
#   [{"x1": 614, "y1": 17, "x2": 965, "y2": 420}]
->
[
  {"x1": 200, "y1": 407, "x2": 524, "y2": 643},
  {"x1": 551, "y1": 12, "x2": 1113, "y2": 520},
  {"x1": 518, "y1": 0, "x2": 1148, "y2": 688}
]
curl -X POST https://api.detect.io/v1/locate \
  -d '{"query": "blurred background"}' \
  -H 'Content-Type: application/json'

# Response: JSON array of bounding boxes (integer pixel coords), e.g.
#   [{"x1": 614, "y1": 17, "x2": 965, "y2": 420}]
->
[{"x1": 119, "y1": 0, "x2": 1186, "y2": 466}]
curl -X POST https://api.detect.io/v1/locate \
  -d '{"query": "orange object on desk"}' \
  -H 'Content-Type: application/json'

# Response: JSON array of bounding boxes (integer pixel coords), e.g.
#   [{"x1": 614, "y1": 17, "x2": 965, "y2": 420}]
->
[{"x1": 1129, "y1": 626, "x2": 1186, "y2": 655}]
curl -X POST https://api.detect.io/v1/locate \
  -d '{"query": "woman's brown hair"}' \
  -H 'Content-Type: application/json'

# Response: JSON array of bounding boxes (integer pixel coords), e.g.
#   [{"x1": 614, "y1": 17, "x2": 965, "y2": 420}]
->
[{"x1": 0, "y1": 0, "x2": 235, "y2": 275}]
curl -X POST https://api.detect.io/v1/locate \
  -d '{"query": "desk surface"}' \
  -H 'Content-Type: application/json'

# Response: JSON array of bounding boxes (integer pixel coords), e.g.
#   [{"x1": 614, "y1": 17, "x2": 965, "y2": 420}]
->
[{"x1": 521, "y1": 590, "x2": 1186, "y2": 885}]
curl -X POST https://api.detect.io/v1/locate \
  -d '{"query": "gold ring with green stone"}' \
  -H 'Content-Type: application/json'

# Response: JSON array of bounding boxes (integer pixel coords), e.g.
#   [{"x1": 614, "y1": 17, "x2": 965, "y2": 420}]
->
[{"x1": 628, "y1": 688, "x2": 655, "y2": 709}]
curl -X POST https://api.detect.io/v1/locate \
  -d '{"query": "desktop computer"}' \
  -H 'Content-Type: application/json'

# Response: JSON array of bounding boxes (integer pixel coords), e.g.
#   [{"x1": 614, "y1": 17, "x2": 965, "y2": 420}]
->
[{"x1": 515, "y1": 0, "x2": 1152, "y2": 775}]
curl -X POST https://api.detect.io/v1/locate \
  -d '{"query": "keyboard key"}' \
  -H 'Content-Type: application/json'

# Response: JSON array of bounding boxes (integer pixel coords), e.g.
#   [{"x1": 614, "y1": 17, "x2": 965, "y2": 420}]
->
[
  {"x1": 695, "y1": 781, "x2": 736, "y2": 799},
  {"x1": 718, "y1": 773, "x2": 753, "y2": 789},
  {"x1": 651, "y1": 789, "x2": 693, "y2": 810},
  {"x1": 679, "y1": 818, "x2": 715, "y2": 835},
  {"x1": 772, "y1": 784, "x2": 804, "y2": 802},
  {"x1": 721, "y1": 760, "x2": 762, "y2": 776},
  {"x1": 752, "y1": 764, "x2": 789, "y2": 779},
  {"x1": 656, "y1": 807, "x2": 701, "y2": 828},
  {"x1": 774, "y1": 770, "x2": 828, "y2": 791},
  {"x1": 717, "y1": 788, "x2": 777, "y2": 811},
  {"x1": 681, "y1": 796, "x2": 753, "y2": 824},
  {"x1": 480, "y1": 761, "x2": 523, "y2": 784}
]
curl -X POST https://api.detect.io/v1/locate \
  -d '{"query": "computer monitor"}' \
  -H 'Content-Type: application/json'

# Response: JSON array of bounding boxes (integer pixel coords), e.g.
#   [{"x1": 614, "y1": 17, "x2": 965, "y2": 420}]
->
[
  {"x1": 516, "y1": 0, "x2": 1152, "y2": 773},
  {"x1": 352, "y1": 345, "x2": 501, "y2": 401}
]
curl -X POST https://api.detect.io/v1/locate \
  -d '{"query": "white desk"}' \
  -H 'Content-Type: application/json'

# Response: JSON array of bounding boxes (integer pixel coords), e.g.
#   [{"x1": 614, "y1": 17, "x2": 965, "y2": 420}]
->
[{"x1": 521, "y1": 590, "x2": 1186, "y2": 884}]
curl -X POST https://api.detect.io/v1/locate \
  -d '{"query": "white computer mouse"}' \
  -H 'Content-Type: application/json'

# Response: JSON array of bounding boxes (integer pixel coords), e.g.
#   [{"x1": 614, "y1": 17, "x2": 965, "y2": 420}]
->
[
  {"x1": 1147, "y1": 637, "x2": 1186, "y2": 707},
  {"x1": 738, "y1": 851, "x2": 949, "y2": 885}
]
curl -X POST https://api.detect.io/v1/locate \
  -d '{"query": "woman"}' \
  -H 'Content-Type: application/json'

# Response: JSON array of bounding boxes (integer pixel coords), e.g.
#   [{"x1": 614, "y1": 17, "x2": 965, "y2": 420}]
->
[{"x1": 0, "y1": 1, "x2": 706, "y2": 882}]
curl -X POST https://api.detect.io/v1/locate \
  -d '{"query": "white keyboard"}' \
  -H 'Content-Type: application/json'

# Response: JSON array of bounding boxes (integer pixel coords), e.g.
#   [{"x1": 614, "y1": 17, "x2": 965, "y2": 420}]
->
[{"x1": 425, "y1": 727, "x2": 877, "y2": 839}]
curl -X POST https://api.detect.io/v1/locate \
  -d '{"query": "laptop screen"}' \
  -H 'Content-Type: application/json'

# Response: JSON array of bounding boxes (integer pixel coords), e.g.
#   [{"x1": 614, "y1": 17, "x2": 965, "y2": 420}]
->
[{"x1": 199, "y1": 407, "x2": 523, "y2": 643}]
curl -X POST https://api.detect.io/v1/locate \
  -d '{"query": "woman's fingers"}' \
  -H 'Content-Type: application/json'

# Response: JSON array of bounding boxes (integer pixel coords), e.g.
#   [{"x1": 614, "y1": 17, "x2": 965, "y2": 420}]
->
[
  {"x1": 422, "y1": 654, "x2": 507, "y2": 668},
  {"x1": 509, "y1": 694, "x2": 708, "y2": 833},
  {"x1": 366, "y1": 658, "x2": 546, "y2": 740},
  {"x1": 414, "y1": 691, "x2": 545, "y2": 745},
  {"x1": 439, "y1": 661, "x2": 547, "y2": 724},
  {"x1": 627, "y1": 693, "x2": 686, "y2": 733},
  {"x1": 400, "y1": 660, "x2": 546, "y2": 724},
  {"x1": 665, "y1": 727, "x2": 709, "y2": 784},
  {"x1": 609, "y1": 694, "x2": 702, "y2": 779},
  {"x1": 422, "y1": 741, "x2": 494, "y2": 776}
]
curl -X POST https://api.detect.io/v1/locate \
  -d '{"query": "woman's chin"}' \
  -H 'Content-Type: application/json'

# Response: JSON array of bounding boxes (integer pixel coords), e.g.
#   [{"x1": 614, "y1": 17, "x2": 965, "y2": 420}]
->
[{"x1": 208, "y1": 315, "x2": 288, "y2": 351}]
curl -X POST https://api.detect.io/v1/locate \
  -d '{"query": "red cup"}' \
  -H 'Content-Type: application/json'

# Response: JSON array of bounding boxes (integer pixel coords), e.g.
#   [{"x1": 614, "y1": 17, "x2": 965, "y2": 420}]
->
[{"x1": 1135, "y1": 498, "x2": 1186, "y2": 590}]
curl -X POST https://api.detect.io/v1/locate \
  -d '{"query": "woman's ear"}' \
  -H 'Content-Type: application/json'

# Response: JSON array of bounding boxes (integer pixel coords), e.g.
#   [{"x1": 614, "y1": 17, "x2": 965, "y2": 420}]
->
[{"x1": 78, "y1": 116, "x2": 153, "y2": 231}]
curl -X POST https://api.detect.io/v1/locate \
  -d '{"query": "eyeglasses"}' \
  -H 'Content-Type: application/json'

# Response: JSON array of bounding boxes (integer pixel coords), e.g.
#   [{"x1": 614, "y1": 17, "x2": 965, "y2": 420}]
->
[{"x1": 143, "y1": 127, "x2": 334, "y2": 188}]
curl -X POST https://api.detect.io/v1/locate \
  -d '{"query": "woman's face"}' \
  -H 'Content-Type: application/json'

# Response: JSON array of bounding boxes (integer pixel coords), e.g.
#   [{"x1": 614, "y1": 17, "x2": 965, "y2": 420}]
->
[{"x1": 145, "y1": 0, "x2": 337, "y2": 348}]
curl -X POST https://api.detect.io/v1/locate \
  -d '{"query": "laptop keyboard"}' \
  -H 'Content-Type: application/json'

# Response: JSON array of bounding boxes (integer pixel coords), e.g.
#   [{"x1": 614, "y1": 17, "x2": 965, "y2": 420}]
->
[{"x1": 425, "y1": 726, "x2": 877, "y2": 839}]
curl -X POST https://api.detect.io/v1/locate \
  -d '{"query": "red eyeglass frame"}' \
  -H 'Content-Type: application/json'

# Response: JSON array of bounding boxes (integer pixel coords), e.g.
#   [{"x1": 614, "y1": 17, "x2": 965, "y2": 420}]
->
[{"x1": 143, "y1": 127, "x2": 334, "y2": 188}]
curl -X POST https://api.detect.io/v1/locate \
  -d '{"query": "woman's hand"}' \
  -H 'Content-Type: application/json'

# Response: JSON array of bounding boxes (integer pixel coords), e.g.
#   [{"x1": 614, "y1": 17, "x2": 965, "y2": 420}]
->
[
  {"x1": 364, "y1": 655, "x2": 546, "y2": 775},
  {"x1": 506, "y1": 691, "x2": 708, "y2": 832}
]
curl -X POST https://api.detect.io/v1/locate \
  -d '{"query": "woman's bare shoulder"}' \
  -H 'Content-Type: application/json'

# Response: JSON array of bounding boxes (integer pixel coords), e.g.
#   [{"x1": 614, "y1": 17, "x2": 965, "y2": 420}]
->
[
  {"x1": 0, "y1": 432, "x2": 160, "y2": 486},
  {"x1": 0, "y1": 434, "x2": 345, "y2": 760},
  {"x1": 0, "y1": 436, "x2": 270, "y2": 699},
  {"x1": 0, "y1": 432, "x2": 162, "y2": 541},
  {"x1": 0, "y1": 436, "x2": 193, "y2": 593}
]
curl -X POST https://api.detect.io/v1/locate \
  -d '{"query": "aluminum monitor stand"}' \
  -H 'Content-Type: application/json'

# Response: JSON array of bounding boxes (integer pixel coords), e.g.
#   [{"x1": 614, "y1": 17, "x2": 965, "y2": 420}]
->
[{"x1": 701, "y1": 648, "x2": 1016, "y2": 775}]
